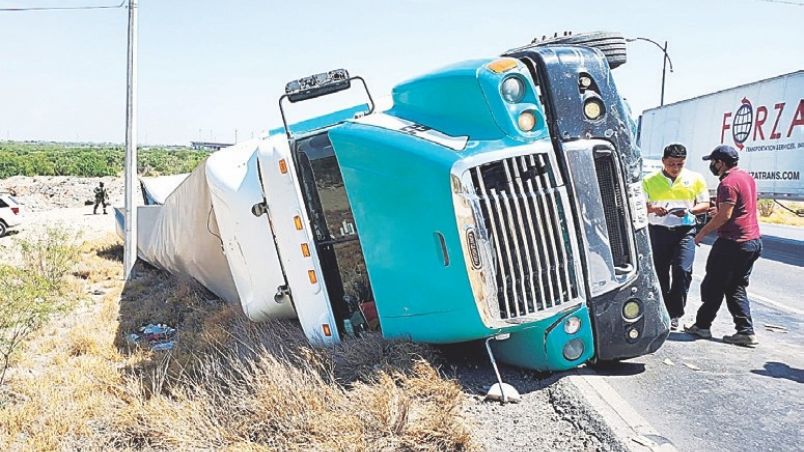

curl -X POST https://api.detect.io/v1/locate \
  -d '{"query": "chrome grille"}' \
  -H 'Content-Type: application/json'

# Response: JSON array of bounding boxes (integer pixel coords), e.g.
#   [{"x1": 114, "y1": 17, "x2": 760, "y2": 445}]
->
[{"x1": 469, "y1": 153, "x2": 579, "y2": 320}]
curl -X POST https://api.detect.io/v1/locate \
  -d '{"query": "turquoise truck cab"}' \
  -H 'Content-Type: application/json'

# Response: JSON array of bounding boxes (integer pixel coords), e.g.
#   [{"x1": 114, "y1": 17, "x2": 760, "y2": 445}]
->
[{"x1": 271, "y1": 40, "x2": 669, "y2": 372}]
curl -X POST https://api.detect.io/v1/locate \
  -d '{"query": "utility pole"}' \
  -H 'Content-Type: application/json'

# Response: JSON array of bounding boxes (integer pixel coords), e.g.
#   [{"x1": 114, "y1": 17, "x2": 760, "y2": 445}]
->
[{"x1": 123, "y1": 0, "x2": 138, "y2": 279}]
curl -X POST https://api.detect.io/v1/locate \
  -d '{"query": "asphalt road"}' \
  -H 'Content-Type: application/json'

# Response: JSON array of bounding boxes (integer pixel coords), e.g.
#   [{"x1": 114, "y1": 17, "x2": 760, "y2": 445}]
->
[{"x1": 602, "y1": 223, "x2": 804, "y2": 452}]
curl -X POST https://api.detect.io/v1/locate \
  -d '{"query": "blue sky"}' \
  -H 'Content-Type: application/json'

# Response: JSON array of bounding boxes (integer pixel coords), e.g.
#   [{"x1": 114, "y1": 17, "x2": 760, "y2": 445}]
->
[{"x1": 0, "y1": 0, "x2": 801, "y2": 145}]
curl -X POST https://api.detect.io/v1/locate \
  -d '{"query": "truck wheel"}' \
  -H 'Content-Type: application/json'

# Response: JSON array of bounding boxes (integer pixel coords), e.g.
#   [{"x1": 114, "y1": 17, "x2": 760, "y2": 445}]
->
[
  {"x1": 530, "y1": 31, "x2": 627, "y2": 69},
  {"x1": 0, "y1": 221, "x2": 6, "y2": 238}
]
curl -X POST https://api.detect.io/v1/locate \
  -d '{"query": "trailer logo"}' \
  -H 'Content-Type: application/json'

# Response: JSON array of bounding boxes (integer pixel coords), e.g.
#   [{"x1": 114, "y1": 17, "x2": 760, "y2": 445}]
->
[
  {"x1": 731, "y1": 98, "x2": 753, "y2": 149},
  {"x1": 721, "y1": 97, "x2": 804, "y2": 151},
  {"x1": 466, "y1": 228, "x2": 482, "y2": 270}
]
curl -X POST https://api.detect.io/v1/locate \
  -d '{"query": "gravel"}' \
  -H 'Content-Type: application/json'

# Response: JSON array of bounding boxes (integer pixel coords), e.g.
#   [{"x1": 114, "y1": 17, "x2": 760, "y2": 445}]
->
[{"x1": 441, "y1": 344, "x2": 626, "y2": 451}]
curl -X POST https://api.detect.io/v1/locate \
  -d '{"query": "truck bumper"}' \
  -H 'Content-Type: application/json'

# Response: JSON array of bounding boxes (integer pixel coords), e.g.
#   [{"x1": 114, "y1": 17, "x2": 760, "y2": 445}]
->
[
  {"x1": 491, "y1": 304, "x2": 596, "y2": 372},
  {"x1": 589, "y1": 245, "x2": 670, "y2": 361}
]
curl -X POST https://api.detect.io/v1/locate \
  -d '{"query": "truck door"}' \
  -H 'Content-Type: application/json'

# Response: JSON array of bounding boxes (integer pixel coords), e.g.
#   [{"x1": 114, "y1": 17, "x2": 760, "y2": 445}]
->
[{"x1": 292, "y1": 132, "x2": 375, "y2": 334}]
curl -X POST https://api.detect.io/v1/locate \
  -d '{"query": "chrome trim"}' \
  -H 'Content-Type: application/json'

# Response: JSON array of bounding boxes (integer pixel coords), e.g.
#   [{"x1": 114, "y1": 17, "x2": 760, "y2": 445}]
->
[
  {"x1": 562, "y1": 139, "x2": 639, "y2": 296},
  {"x1": 511, "y1": 157, "x2": 546, "y2": 311},
  {"x1": 477, "y1": 175, "x2": 511, "y2": 318}
]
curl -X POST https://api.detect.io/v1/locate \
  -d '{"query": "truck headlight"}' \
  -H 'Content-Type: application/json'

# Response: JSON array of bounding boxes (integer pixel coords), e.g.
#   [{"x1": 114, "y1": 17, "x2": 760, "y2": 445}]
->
[
  {"x1": 623, "y1": 299, "x2": 641, "y2": 320},
  {"x1": 517, "y1": 110, "x2": 536, "y2": 132},
  {"x1": 563, "y1": 339, "x2": 585, "y2": 361},
  {"x1": 564, "y1": 316, "x2": 581, "y2": 334},
  {"x1": 628, "y1": 182, "x2": 648, "y2": 230},
  {"x1": 583, "y1": 97, "x2": 604, "y2": 120},
  {"x1": 501, "y1": 76, "x2": 525, "y2": 103}
]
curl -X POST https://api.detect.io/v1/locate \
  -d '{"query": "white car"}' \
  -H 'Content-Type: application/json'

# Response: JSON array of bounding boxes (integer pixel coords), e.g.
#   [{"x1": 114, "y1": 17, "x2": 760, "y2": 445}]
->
[{"x1": 0, "y1": 193, "x2": 23, "y2": 237}]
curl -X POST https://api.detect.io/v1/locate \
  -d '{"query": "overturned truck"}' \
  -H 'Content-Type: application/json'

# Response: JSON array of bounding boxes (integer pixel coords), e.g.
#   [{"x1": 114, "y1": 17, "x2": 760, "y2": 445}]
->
[{"x1": 124, "y1": 32, "x2": 669, "y2": 372}]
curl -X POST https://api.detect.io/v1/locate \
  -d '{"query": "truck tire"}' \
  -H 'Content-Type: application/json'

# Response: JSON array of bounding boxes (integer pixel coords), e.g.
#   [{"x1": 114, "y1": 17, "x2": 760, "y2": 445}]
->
[
  {"x1": 530, "y1": 31, "x2": 627, "y2": 69},
  {"x1": 0, "y1": 221, "x2": 6, "y2": 238}
]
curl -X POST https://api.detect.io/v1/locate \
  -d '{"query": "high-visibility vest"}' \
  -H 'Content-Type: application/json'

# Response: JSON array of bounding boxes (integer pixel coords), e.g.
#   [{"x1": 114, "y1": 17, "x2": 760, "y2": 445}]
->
[{"x1": 642, "y1": 168, "x2": 708, "y2": 227}]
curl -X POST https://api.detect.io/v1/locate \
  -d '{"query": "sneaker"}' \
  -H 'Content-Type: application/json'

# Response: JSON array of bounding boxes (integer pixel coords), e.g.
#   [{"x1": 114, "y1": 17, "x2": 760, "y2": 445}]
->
[
  {"x1": 670, "y1": 318, "x2": 680, "y2": 331},
  {"x1": 722, "y1": 333, "x2": 759, "y2": 348},
  {"x1": 684, "y1": 323, "x2": 712, "y2": 339}
]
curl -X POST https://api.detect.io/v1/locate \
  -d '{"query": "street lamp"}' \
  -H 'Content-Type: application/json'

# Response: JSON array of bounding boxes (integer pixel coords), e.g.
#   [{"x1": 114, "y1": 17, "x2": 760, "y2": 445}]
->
[{"x1": 626, "y1": 37, "x2": 674, "y2": 106}]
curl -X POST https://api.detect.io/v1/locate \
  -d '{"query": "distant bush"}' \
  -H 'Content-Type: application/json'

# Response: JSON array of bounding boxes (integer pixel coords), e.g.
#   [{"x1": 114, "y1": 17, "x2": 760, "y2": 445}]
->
[
  {"x1": 758, "y1": 199, "x2": 775, "y2": 217},
  {"x1": 0, "y1": 266, "x2": 56, "y2": 385},
  {"x1": 19, "y1": 227, "x2": 83, "y2": 289},
  {"x1": 0, "y1": 227, "x2": 81, "y2": 385},
  {"x1": 0, "y1": 142, "x2": 210, "y2": 178}
]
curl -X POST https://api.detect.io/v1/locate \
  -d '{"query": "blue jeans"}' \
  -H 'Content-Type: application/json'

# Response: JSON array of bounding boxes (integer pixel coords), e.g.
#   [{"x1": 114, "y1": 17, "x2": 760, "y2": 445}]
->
[
  {"x1": 695, "y1": 238, "x2": 762, "y2": 335},
  {"x1": 649, "y1": 225, "x2": 696, "y2": 319}
]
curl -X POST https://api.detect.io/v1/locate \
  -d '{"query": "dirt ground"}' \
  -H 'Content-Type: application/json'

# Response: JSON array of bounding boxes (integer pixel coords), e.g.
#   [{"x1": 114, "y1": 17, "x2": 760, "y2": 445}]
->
[{"x1": 0, "y1": 207, "x2": 117, "y2": 266}]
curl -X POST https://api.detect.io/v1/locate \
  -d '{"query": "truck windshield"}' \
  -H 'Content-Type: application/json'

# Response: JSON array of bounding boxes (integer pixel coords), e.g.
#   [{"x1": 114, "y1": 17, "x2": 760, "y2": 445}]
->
[{"x1": 294, "y1": 132, "x2": 374, "y2": 332}]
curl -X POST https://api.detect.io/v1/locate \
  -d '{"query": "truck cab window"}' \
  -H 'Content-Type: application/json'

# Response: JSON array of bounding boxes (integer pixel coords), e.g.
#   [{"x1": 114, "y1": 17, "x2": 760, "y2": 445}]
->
[{"x1": 294, "y1": 132, "x2": 376, "y2": 335}]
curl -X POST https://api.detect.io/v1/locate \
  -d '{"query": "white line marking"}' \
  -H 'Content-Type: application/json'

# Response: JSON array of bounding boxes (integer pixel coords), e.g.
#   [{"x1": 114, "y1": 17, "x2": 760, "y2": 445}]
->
[
  {"x1": 568, "y1": 371, "x2": 677, "y2": 451},
  {"x1": 692, "y1": 274, "x2": 804, "y2": 316}
]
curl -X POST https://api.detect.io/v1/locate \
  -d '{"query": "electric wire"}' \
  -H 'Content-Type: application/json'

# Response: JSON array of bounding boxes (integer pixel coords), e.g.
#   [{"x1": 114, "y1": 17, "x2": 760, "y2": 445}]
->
[
  {"x1": 0, "y1": 1, "x2": 125, "y2": 12},
  {"x1": 756, "y1": 0, "x2": 804, "y2": 6}
]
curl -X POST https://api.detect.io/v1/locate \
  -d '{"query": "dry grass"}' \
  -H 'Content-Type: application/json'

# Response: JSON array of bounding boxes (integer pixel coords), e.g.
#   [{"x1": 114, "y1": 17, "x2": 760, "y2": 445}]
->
[
  {"x1": 0, "y1": 235, "x2": 474, "y2": 451},
  {"x1": 758, "y1": 200, "x2": 804, "y2": 227}
]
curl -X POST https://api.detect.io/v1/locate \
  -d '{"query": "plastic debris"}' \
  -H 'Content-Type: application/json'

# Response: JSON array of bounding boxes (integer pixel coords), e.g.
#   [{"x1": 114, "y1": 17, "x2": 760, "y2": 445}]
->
[
  {"x1": 683, "y1": 362, "x2": 700, "y2": 371},
  {"x1": 663, "y1": 358, "x2": 675, "y2": 366},
  {"x1": 150, "y1": 341, "x2": 175, "y2": 351},
  {"x1": 764, "y1": 324, "x2": 788, "y2": 333},
  {"x1": 127, "y1": 323, "x2": 176, "y2": 351}
]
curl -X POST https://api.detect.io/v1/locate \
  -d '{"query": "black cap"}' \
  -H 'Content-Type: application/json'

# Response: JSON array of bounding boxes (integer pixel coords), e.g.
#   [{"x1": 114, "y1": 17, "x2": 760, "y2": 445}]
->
[
  {"x1": 702, "y1": 145, "x2": 739, "y2": 164},
  {"x1": 663, "y1": 143, "x2": 687, "y2": 159}
]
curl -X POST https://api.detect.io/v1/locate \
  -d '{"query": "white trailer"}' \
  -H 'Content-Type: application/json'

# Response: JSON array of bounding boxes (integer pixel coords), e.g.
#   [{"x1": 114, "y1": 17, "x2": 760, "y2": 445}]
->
[{"x1": 638, "y1": 71, "x2": 804, "y2": 200}]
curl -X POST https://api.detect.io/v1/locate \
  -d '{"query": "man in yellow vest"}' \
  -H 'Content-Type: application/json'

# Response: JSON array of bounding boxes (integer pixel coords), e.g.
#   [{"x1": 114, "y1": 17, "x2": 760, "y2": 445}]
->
[{"x1": 643, "y1": 144, "x2": 710, "y2": 330}]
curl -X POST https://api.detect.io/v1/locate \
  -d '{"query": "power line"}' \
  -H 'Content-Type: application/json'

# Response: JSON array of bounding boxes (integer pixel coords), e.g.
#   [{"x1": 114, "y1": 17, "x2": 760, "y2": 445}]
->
[
  {"x1": 756, "y1": 0, "x2": 804, "y2": 5},
  {"x1": 0, "y1": 1, "x2": 125, "y2": 12}
]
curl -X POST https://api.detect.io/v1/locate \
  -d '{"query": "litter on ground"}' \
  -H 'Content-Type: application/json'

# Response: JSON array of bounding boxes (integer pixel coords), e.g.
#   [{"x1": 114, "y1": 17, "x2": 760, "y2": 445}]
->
[{"x1": 126, "y1": 323, "x2": 176, "y2": 351}]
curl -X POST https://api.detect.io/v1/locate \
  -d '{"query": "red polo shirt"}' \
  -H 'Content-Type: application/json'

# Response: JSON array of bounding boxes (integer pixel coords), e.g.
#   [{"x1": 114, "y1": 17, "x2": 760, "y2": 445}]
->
[{"x1": 716, "y1": 168, "x2": 761, "y2": 242}]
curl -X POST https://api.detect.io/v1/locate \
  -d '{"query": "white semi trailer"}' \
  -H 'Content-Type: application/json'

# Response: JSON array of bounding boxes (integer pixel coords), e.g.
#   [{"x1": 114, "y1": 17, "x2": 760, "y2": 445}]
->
[{"x1": 638, "y1": 71, "x2": 804, "y2": 201}]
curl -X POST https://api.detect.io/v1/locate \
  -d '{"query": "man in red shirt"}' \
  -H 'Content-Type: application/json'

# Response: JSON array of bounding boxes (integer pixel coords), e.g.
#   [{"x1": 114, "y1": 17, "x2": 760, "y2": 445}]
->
[{"x1": 685, "y1": 145, "x2": 762, "y2": 347}]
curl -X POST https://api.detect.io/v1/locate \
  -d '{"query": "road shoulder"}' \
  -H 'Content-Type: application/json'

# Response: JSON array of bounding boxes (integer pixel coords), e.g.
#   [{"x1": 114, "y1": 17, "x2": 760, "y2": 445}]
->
[{"x1": 562, "y1": 368, "x2": 677, "y2": 452}]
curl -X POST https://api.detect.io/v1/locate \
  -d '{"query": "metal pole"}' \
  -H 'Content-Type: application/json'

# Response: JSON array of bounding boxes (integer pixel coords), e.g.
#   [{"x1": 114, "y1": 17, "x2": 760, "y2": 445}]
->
[
  {"x1": 484, "y1": 338, "x2": 508, "y2": 403},
  {"x1": 660, "y1": 41, "x2": 668, "y2": 106},
  {"x1": 626, "y1": 37, "x2": 674, "y2": 108},
  {"x1": 123, "y1": 0, "x2": 138, "y2": 279}
]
